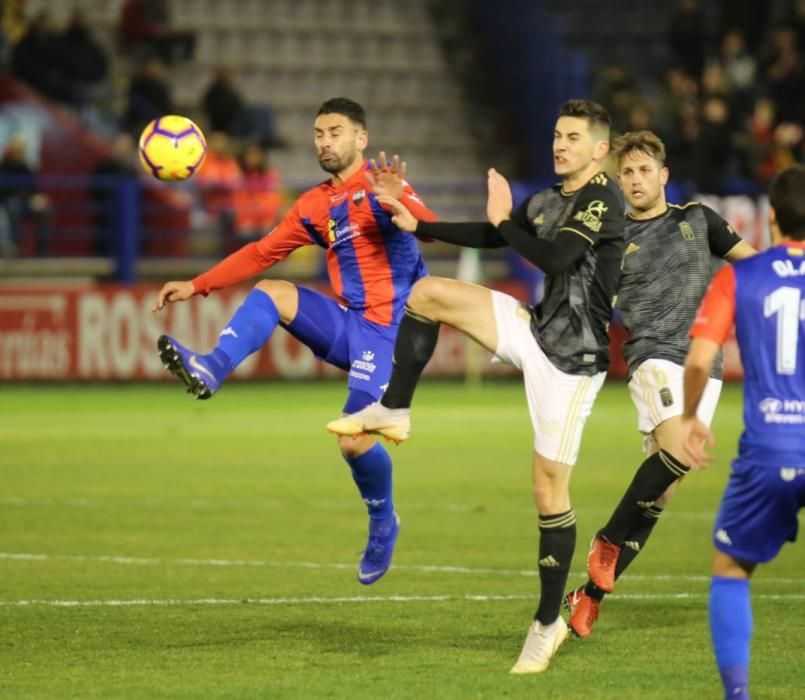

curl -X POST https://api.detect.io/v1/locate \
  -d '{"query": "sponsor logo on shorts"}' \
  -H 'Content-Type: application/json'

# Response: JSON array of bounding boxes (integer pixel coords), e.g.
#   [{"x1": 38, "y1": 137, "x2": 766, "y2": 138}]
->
[
  {"x1": 659, "y1": 387, "x2": 674, "y2": 408},
  {"x1": 349, "y1": 350, "x2": 377, "y2": 382},
  {"x1": 715, "y1": 529, "x2": 732, "y2": 546}
]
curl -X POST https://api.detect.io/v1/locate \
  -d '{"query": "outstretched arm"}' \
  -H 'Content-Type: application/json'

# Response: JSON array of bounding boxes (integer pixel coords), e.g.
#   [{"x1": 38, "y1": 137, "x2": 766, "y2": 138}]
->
[
  {"x1": 377, "y1": 194, "x2": 505, "y2": 248},
  {"x1": 487, "y1": 168, "x2": 592, "y2": 274},
  {"x1": 153, "y1": 204, "x2": 312, "y2": 311}
]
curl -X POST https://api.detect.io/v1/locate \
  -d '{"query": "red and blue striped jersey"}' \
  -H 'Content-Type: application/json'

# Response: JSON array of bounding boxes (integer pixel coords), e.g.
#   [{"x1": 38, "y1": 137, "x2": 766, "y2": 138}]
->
[
  {"x1": 192, "y1": 163, "x2": 436, "y2": 326},
  {"x1": 691, "y1": 241, "x2": 805, "y2": 465}
]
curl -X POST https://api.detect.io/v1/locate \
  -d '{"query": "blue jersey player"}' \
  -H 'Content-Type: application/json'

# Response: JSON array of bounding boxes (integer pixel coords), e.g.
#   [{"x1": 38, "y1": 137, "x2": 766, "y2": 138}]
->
[{"x1": 682, "y1": 166, "x2": 805, "y2": 700}]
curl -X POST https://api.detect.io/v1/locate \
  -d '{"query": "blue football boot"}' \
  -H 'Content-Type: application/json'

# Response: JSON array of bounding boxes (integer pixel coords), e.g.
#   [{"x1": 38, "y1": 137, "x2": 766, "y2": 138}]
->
[
  {"x1": 358, "y1": 512, "x2": 400, "y2": 585},
  {"x1": 157, "y1": 335, "x2": 225, "y2": 400}
]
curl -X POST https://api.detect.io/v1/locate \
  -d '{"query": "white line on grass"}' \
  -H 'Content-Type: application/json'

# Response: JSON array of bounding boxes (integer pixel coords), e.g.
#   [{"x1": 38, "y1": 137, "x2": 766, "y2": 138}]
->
[
  {"x1": 0, "y1": 496, "x2": 722, "y2": 519},
  {"x1": 1, "y1": 552, "x2": 801, "y2": 585},
  {"x1": 2, "y1": 592, "x2": 804, "y2": 608}
]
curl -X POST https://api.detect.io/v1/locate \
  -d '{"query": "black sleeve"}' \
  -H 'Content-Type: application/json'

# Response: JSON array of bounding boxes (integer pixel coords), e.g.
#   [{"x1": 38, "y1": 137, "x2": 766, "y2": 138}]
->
[
  {"x1": 496, "y1": 220, "x2": 590, "y2": 275},
  {"x1": 497, "y1": 177, "x2": 623, "y2": 275},
  {"x1": 702, "y1": 205, "x2": 744, "y2": 257},
  {"x1": 415, "y1": 221, "x2": 507, "y2": 249}
]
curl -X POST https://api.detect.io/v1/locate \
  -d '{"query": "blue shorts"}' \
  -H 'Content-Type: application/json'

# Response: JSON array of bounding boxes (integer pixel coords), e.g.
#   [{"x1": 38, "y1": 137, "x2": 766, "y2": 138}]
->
[
  {"x1": 282, "y1": 286, "x2": 397, "y2": 413},
  {"x1": 713, "y1": 458, "x2": 805, "y2": 563}
]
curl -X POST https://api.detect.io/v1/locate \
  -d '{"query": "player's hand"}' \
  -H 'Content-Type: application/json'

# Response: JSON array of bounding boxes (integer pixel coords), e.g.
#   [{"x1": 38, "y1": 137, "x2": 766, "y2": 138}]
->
[
  {"x1": 487, "y1": 168, "x2": 513, "y2": 227},
  {"x1": 367, "y1": 151, "x2": 407, "y2": 199},
  {"x1": 681, "y1": 417, "x2": 715, "y2": 470},
  {"x1": 376, "y1": 195, "x2": 419, "y2": 232},
  {"x1": 153, "y1": 280, "x2": 195, "y2": 312}
]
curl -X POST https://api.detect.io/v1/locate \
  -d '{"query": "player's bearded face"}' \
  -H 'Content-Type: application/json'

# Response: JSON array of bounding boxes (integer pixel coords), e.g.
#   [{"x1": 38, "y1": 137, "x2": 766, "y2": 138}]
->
[
  {"x1": 553, "y1": 116, "x2": 597, "y2": 178},
  {"x1": 618, "y1": 150, "x2": 666, "y2": 212},
  {"x1": 314, "y1": 114, "x2": 364, "y2": 175}
]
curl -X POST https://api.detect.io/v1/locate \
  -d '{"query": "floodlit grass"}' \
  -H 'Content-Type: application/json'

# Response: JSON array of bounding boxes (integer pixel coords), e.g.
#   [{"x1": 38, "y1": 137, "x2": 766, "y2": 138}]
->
[{"x1": 1, "y1": 381, "x2": 802, "y2": 698}]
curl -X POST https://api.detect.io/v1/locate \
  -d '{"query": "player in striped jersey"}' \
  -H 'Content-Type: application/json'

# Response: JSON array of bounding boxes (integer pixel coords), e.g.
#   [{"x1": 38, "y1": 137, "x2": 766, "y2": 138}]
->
[
  {"x1": 152, "y1": 98, "x2": 436, "y2": 585},
  {"x1": 682, "y1": 165, "x2": 805, "y2": 700},
  {"x1": 566, "y1": 131, "x2": 756, "y2": 638}
]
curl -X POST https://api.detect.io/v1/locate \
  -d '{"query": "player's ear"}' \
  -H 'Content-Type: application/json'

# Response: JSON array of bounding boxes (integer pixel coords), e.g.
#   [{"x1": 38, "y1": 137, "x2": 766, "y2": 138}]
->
[
  {"x1": 593, "y1": 137, "x2": 610, "y2": 162},
  {"x1": 660, "y1": 166, "x2": 669, "y2": 186},
  {"x1": 356, "y1": 128, "x2": 368, "y2": 151}
]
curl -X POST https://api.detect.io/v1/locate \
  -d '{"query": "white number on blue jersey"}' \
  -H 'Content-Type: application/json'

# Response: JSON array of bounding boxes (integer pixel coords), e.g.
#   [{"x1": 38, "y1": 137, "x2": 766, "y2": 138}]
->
[{"x1": 763, "y1": 286, "x2": 805, "y2": 375}]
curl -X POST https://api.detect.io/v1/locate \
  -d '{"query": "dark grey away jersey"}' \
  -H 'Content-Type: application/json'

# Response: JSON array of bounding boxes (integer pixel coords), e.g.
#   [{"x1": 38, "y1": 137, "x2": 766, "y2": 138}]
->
[
  {"x1": 512, "y1": 172, "x2": 625, "y2": 375},
  {"x1": 618, "y1": 202, "x2": 743, "y2": 378}
]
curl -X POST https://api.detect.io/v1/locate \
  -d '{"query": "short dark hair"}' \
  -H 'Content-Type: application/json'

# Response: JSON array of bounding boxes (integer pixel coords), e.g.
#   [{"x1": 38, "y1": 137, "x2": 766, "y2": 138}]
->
[
  {"x1": 612, "y1": 130, "x2": 667, "y2": 168},
  {"x1": 558, "y1": 99, "x2": 611, "y2": 138},
  {"x1": 769, "y1": 166, "x2": 805, "y2": 240},
  {"x1": 317, "y1": 97, "x2": 367, "y2": 129}
]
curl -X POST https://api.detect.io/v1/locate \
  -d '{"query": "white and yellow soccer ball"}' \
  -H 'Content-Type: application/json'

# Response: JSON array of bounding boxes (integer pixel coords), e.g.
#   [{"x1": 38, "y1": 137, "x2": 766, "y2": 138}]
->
[{"x1": 138, "y1": 115, "x2": 207, "y2": 181}]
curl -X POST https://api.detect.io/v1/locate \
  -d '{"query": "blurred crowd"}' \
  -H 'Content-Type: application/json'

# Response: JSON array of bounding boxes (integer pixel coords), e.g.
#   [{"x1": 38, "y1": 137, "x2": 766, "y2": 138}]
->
[
  {"x1": 597, "y1": 0, "x2": 805, "y2": 194},
  {"x1": 0, "y1": 0, "x2": 286, "y2": 257},
  {"x1": 0, "y1": 0, "x2": 802, "y2": 257}
]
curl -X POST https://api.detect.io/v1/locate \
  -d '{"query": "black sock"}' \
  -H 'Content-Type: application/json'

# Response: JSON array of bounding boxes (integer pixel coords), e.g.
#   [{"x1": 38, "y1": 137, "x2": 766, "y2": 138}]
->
[
  {"x1": 534, "y1": 510, "x2": 576, "y2": 625},
  {"x1": 599, "y1": 450, "x2": 687, "y2": 545},
  {"x1": 380, "y1": 306, "x2": 440, "y2": 409},
  {"x1": 583, "y1": 505, "x2": 664, "y2": 602}
]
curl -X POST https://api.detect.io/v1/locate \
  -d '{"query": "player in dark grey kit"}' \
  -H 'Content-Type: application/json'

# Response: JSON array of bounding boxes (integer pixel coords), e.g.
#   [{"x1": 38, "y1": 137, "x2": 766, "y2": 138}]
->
[
  {"x1": 567, "y1": 130, "x2": 756, "y2": 638},
  {"x1": 328, "y1": 100, "x2": 625, "y2": 673}
]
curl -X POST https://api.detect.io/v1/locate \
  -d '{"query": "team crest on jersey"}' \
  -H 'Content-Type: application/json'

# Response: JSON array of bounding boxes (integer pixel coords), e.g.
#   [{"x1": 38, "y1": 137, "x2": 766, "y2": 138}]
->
[
  {"x1": 352, "y1": 188, "x2": 366, "y2": 205},
  {"x1": 574, "y1": 200, "x2": 607, "y2": 232},
  {"x1": 679, "y1": 221, "x2": 695, "y2": 240},
  {"x1": 532, "y1": 213, "x2": 544, "y2": 226}
]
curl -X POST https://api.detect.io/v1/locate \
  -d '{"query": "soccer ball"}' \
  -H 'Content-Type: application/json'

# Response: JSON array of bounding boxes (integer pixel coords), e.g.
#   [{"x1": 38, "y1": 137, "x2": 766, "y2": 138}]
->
[{"x1": 138, "y1": 115, "x2": 207, "y2": 181}]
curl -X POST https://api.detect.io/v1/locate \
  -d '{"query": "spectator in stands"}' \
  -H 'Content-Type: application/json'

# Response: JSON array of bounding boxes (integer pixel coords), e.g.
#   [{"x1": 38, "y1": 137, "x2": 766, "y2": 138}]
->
[
  {"x1": 194, "y1": 131, "x2": 240, "y2": 251},
  {"x1": 90, "y1": 132, "x2": 139, "y2": 256},
  {"x1": 11, "y1": 11, "x2": 68, "y2": 102},
  {"x1": 231, "y1": 142, "x2": 283, "y2": 249},
  {"x1": 201, "y1": 67, "x2": 282, "y2": 148},
  {"x1": 697, "y1": 96, "x2": 733, "y2": 192},
  {"x1": 668, "y1": 0, "x2": 707, "y2": 79},
  {"x1": 735, "y1": 97, "x2": 779, "y2": 185},
  {"x1": 0, "y1": 133, "x2": 51, "y2": 257},
  {"x1": 719, "y1": 29, "x2": 757, "y2": 94},
  {"x1": 123, "y1": 56, "x2": 173, "y2": 136},
  {"x1": 119, "y1": 0, "x2": 196, "y2": 63},
  {"x1": 60, "y1": 9, "x2": 109, "y2": 102},
  {"x1": 762, "y1": 27, "x2": 805, "y2": 125}
]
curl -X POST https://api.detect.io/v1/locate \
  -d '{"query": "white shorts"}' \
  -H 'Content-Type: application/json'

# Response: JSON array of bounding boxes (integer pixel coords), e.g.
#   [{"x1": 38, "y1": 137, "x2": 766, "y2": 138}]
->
[
  {"x1": 628, "y1": 358, "x2": 722, "y2": 436},
  {"x1": 491, "y1": 291, "x2": 606, "y2": 465}
]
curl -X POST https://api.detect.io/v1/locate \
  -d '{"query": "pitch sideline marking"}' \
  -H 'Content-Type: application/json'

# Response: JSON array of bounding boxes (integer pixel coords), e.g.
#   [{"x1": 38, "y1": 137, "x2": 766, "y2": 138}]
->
[
  {"x1": 0, "y1": 551, "x2": 801, "y2": 585},
  {"x1": 2, "y1": 592, "x2": 805, "y2": 608}
]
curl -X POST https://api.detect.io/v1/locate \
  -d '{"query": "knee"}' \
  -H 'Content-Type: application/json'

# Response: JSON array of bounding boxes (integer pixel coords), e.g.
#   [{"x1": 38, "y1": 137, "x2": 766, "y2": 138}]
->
[
  {"x1": 408, "y1": 277, "x2": 447, "y2": 317},
  {"x1": 338, "y1": 434, "x2": 377, "y2": 460},
  {"x1": 254, "y1": 279, "x2": 297, "y2": 321}
]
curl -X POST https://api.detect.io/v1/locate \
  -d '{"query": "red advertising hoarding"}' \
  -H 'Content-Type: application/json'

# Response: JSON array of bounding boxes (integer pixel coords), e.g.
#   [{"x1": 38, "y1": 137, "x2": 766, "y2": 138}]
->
[{"x1": 0, "y1": 283, "x2": 743, "y2": 381}]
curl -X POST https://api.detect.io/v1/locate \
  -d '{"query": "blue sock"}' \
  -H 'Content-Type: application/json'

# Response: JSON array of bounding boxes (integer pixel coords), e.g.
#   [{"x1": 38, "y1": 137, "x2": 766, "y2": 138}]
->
[
  {"x1": 345, "y1": 443, "x2": 394, "y2": 520},
  {"x1": 710, "y1": 576, "x2": 752, "y2": 699},
  {"x1": 211, "y1": 289, "x2": 281, "y2": 371}
]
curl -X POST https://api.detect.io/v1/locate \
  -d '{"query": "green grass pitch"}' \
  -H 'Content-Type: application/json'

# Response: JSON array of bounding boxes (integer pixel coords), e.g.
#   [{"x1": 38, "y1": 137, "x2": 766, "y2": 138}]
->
[{"x1": 1, "y1": 381, "x2": 802, "y2": 699}]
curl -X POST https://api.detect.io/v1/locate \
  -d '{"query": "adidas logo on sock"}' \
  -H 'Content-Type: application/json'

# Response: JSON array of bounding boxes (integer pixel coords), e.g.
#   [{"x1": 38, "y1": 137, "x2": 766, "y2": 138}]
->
[
  {"x1": 624, "y1": 540, "x2": 641, "y2": 552},
  {"x1": 538, "y1": 555, "x2": 560, "y2": 568}
]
